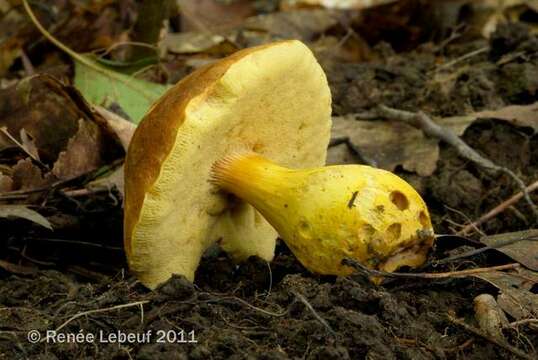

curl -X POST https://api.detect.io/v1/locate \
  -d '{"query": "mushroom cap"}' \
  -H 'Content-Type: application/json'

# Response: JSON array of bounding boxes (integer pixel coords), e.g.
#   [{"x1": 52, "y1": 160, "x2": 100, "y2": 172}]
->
[{"x1": 124, "y1": 40, "x2": 332, "y2": 289}]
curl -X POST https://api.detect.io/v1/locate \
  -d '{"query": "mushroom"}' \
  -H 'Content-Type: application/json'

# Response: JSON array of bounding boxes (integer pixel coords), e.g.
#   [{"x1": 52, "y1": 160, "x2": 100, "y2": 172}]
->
[
  {"x1": 124, "y1": 40, "x2": 332, "y2": 288},
  {"x1": 125, "y1": 40, "x2": 435, "y2": 289}
]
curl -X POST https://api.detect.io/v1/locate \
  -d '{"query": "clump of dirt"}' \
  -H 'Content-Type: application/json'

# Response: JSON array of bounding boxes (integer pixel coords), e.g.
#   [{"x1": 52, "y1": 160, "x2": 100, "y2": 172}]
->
[{"x1": 1, "y1": 22, "x2": 537, "y2": 360}]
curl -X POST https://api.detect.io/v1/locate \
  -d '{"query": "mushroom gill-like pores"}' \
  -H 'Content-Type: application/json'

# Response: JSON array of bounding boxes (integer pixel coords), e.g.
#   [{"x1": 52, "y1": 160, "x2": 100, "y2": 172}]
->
[{"x1": 124, "y1": 40, "x2": 332, "y2": 289}]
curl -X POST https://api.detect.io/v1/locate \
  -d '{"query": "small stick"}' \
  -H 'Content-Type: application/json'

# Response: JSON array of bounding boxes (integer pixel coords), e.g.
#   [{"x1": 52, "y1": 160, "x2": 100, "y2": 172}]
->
[
  {"x1": 459, "y1": 180, "x2": 538, "y2": 235},
  {"x1": 447, "y1": 314, "x2": 535, "y2": 360},
  {"x1": 291, "y1": 290, "x2": 336, "y2": 336},
  {"x1": 343, "y1": 258, "x2": 520, "y2": 279},
  {"x1": 507, "y1": 319, "x2": 538, "y2": 328},
  {"x1": 375, "y1": 105, "x2": 538, "y2": 222},
  {"x1": 51, "y1": 300, "x2": 149, "y2": 335},
  {"x1": 434, "y1": 46, "x2": 489, "y2": 72},
  {"x1": 208, "y1": 296, "x2": 287, "y2": 317},
  {"x1": 0, "y1": 127, "x2": 47, "y2": 169}
]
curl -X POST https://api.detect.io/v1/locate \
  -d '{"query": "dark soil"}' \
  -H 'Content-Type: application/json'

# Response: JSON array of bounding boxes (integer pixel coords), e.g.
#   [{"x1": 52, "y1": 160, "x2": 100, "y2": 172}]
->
[{"x1": 1, "y1": 22, "x2": 538, "y2": 360}]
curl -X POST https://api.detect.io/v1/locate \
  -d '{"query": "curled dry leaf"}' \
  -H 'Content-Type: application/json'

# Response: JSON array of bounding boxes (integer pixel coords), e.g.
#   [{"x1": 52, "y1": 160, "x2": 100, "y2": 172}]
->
[
  {"x1": 0, "y1": 204, "x2": 52, "y2": 229},
  {"x1": 178, "y1": 0, "x2": 255, "y2": 32},
  {"x1": 93, "y1": 106, "x2": 136, "y2": 151},
  {"x1": 241, "y1": 9, "x2": 338, "y2": 43},
  {"x1": 52, "y1": 119, "x2": 104, "y2": 180},
  {"x1": 0, "y1": 74, "x2": 125, "y2": 194},
  {"x1": 480, "y1": 229, "x2": 538, "y2": 271},
  {"x1": 443, "y1": 102, "x2": 538, "y2": 133},
  {"x1": 11, "y1": 158, "x2": 51, "y2": 190},
  {"x1": 0, "y1": 173, "x2": 13, "y2": 192},
  {"x1": 19, "y1": 128, "x2": 40, "y2": 161}
]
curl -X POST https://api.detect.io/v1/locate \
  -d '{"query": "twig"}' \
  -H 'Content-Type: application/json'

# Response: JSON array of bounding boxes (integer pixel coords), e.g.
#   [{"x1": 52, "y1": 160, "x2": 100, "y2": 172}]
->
[
  {"x1": 508, "y1": 319, "x2": 538, "y2": 328},
  {"x1": 375, "y1": 105, "x2": 538, "y2": 222},
  {"x1": 0, "y1": 259, "x2": 36, "y2": 275},
  {"x1": 206, "y1": 295, "x2": 287, "y2": 317},
  {"x1": 291, "y1": 290, "x2": 336, "y2": 336},
  {"x1": 447, "y1": 314, "x2": 535, "y2": 360},
  {"x1": 50, "y1": 300, "x2": 150, "y2": 336},
  {"x1": 0, "y1": 127, "x2": 47, "y2": 169},
  {"x1": 459, "y1": 180, "x2": 538, "y2": 235},
  {"x1": 434, "y1": 46, "x2": 489, "y2": 72},
  {"x1": 265, "y1": 260, "x2": 273, "y2": 298},
  {"x1": 343, "y1": 258, "x2": 520, "y2": 280}
]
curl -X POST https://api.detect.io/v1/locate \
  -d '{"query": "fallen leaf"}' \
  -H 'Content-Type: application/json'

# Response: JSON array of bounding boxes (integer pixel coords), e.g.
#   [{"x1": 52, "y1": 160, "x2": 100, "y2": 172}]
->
[
  {"x1": 165, "y1": 32, "x2": 234, "y2": 55},
  {"x1": 442, "y1": 102, "x2": 538, "y2": 134},
  {"x1": 0, "y1": 173, "x2": 13, "y2": 192},
  {"x1": 73, "y1": 56, "x2": 170, "y2": 124},
  {"x1": 0, "y1": 204, "x2": 52, "y2": 229},
  {"x1": 52, "y1": 119, "x2": 104, "y2": 179},
  {"x1": 330, "y1": 116, "x2": 439, "y2": 176},
  {"x1": 93, "y1": 105, "x2": 136, "y2": 150},
  {"x1": 480, "y1": 230, "x2": 538, "y2": 271},
  {"x1": 242, "y1": 9, "x2": 338, "y2": 42},
  {"x1": 0, "y1": 75, "x2": 125, "y2": 193},
  {"x1": 11, "y1": 158, "x2": 50, "y2": 190},
  {"x1": 19, "y1": 128, "x2": 40, "y2": 161},
  {"x1": 178, "y1": 0, "x2": 254, "y2": 32},
  {"x1": 0, "y1": 75, "x2": 86, "y2": 163}
]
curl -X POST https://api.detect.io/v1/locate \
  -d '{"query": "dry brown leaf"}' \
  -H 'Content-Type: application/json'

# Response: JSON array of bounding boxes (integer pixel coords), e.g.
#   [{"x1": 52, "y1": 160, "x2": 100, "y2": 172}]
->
[
  {"x1": 52, "y1": 119, "x2": 104, "y2": 180},
  {"x1": 0, "y1": 204, "x2": 52, "y2": 229},
  {"x1": 11, "y1": 158, "x2": 50, "y2": 190},
  {"x1": 242, "y1": 9, "x2": 338, "y2": 42},
  {"x1": 93, "y1": 106, "x2": 136, "y2": 151},
  {"x1": 0, "y1": 173, "x2": 13, "y2": 192},
  {"x1": 165, "y1": 32, "x2": 228, "y2": 54},
  {"x1": 19, "y1": 128, "x2": 39, "y2": 161},
  {"x1": 178, "y1": 0, "x2": 254, "y2": 32},
  {"x1": 480, "y1": 230, "x2": 538, "y2": 271},
  {"x1": 442, "y1": 102, "x2": 538, "y2": 134},
  {"x1": 330, "y1": 116, "x2": 439, "y2": 176},
  {"x1": 497, "y1": 291, "x2": 537, "y2": 320},
  {"x1": 0, "y1": 75, "x2": 125, "y2": 193}
]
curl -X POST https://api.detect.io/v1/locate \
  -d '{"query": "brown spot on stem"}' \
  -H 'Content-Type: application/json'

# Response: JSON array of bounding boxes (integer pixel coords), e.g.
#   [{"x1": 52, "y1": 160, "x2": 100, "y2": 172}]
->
[{"x1": 348, "y1": 191, "x2": 358, "y2": 209}]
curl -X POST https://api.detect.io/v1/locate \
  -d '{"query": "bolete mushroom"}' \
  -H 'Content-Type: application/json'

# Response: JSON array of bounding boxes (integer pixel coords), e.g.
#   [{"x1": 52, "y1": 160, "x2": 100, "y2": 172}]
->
[
  {"x1": 125, "y1": 40, "x2": 332, "y2": 288},
  {"x1": 125, "y1": 40, "x2": 435, "y2": 289}
]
